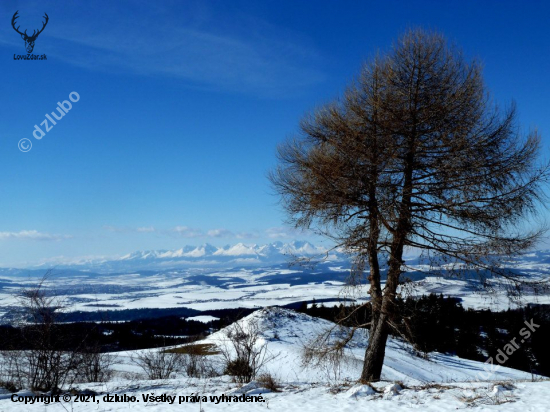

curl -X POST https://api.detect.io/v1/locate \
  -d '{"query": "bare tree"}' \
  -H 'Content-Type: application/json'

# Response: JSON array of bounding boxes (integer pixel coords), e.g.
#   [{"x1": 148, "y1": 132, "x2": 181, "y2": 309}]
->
[
  {"x1": 75, "y1": 344, "x2": 115, "y2": 383},
  {"x1": 1, "y1": 275, "x2": 117, "y2": 390},
  {"x1": 15, "y1": 278, "x2": 77, "y2": 391},
  {"x1": 218, "y1": 317, "x2": 277, "y2": 383},
  {"x1": 270, "y1": 29, "x2": 549, "y2": 382}
]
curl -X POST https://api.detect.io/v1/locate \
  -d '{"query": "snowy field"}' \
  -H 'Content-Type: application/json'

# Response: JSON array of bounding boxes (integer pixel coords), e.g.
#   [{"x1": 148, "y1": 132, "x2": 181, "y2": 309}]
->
[
  {"x1": 2, "y1": 255, "x2": 550, "y2": 321},
  {"x1": 1, "y1": 308, "x2": 548, "y2": 411},
  {"x1": 1, "y1": 249, "x2": 550, "y2": 410}
]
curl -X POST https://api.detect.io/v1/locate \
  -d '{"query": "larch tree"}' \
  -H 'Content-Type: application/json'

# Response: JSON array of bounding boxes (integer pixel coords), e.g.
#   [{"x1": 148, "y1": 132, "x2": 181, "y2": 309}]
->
[{"x1": 270, "y1": 29, "x2": 549, "y2": 382}]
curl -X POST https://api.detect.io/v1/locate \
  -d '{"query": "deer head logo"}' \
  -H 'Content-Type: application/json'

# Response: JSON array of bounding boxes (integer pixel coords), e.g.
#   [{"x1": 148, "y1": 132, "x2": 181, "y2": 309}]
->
[{"x1": 11, "y1": 11, "x2": 49, "y2": 53}]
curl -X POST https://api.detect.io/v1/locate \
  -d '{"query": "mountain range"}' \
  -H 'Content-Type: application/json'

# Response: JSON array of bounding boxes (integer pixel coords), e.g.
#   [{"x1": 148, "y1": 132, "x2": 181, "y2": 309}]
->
[
  {"x1": 32, "y1": 241, "x2": 346, "y2": 273},
  {"x1": 22, "y1": 242, "x2": 550, "y2": 277}
]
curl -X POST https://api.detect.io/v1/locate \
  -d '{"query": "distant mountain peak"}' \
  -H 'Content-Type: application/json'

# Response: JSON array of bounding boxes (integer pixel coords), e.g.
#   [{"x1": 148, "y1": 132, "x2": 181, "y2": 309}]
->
[{"x1": 33, "y1": 241, "x2": 338, "y2": 273}]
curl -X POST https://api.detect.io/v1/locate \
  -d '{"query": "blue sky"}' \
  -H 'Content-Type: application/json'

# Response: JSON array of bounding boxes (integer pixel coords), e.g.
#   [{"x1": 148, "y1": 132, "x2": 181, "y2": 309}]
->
[{"x1": 0, "y1": 0, "x2": 549, "y2": 267}]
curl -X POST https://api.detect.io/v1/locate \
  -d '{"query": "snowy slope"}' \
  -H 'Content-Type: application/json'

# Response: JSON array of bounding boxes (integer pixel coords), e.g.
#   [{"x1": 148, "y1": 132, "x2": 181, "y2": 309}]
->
[
  {"x1": 198, "y1": 307, "x2": 534, "y2": 385},
  {"x1": 1, "y1": 307, "x2": 548, "y2": 411}
]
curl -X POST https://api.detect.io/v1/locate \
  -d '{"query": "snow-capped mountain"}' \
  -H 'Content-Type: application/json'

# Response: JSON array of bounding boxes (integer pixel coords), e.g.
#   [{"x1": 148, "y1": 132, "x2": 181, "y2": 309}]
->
[
  {"x1": 33, "y1": 241, "x2": 343, "y2": 273},
  {"x1": 27, "y1": 242, "x2": 550, "y2": 278}
]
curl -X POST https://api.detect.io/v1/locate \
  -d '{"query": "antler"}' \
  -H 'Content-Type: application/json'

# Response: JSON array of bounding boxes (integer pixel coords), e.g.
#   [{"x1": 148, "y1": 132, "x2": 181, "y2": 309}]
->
[
  {"x1": 11, "y1": 11, "x2": 49, "y2": 39},
  {"x1": 11, "y1": 11, "x2": 27, "y2": 37},
  {"x1": 33, "y1": 13, "x2": 49, "y2": 38}
]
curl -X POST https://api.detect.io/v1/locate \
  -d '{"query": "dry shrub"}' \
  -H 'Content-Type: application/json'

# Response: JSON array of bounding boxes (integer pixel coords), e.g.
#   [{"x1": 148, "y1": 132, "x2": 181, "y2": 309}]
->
[
  {"x1": 131, "y1": 349, "x2": 184, "y2": 380},
  {"x1": 257, "y1": 373, "x2": 281, "y2": 392}
]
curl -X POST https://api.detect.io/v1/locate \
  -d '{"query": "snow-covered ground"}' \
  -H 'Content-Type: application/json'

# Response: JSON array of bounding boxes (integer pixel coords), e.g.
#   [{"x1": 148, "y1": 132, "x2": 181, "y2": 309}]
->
[
  {"x1": 3, "y1": 378, "x2": 549, "y2": 411},
  {"x1": 195, "y1": 308, "x2": 538, "y2": 384},
  {"x1": 1, "y1": 247, "x2": 550, "y2": 409},
  {"x1": 1, "y1": 308, "x2": 547, "y2": 411},
  {"x1": 2, "y1": 252, "x2": 550, "y2": 320}
]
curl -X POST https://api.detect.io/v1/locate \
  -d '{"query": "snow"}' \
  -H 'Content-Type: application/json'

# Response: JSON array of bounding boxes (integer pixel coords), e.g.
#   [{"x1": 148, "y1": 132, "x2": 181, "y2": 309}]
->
[
  {"x1": 3, "y1": 380, "x2": 550, "y2": 411},
  {"x1": 30, "y1": 241, "x2": 335, "y2": 271},
  {"x1": 4, "y1": 254, "x2": 550, "y2": 320},
  {"x1": 197, "y1": 308, "x2": 536, "y2": 384},
  {"x1": 185, "y1": 315, "x2": 219, "y2": 323},
  {"x1": 1, "y1": 307, "x2": 548, "y2": 411},
  {"x1": 2, "y1": 245, "x2": 550, "y2": 410},
  {"x1": 214, "y1": 243, "x2": 260, "y2": 256},
  {"x1": 4, "y1": 245, "x2": 550, "y2": 319},
  {"x1": 346, "y1": 384, "x2": 376, "y2": 397}
]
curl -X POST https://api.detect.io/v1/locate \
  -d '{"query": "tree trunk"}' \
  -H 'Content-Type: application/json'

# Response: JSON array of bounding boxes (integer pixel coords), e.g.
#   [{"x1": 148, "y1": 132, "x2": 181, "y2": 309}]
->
[
  {"x1": 361, "y1": 228, "x2": 407, "y2": 382},
  {"x1": 360, "y1": 312, "x2": 389, "y2": 382},
  {"x1": 360, "y1": 94, "x2": 417, "y2": 381}
]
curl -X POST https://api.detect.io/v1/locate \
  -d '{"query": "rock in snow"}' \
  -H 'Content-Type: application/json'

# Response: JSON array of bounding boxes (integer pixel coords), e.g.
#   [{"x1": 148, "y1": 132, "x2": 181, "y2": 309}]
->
[{"x1": 346, "y1": 385, "x2": 376, "y2": 398}]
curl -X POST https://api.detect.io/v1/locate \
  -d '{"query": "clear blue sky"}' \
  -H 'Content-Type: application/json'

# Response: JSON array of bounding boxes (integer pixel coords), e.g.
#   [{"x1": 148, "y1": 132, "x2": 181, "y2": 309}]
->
[{"x1": 0, "y1": 0, "x2": 549, "y2": 267}]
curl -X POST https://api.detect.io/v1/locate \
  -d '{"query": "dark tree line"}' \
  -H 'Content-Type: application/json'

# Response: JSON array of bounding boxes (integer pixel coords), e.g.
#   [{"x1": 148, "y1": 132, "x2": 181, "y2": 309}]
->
[
  {"x1": 0, "y1": 308, "x2": 257, "y2": 353},
  {"x1": 298, "y1": 295, "x2": 550, "y2": 377}
]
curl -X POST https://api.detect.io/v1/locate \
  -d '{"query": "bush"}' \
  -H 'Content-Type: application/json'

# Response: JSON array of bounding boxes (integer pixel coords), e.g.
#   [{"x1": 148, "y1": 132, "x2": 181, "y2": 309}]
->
[
  {"x1": 218, "y1": 317, "x2": 278, "y2": 384},
  {"x1": 0, "y1": 380, "x2": 20, "y2": 393},
  {"x1": 131, "y1": 349, "x2": 184, "y2": 380},
  {"x1": 224, "y1": 359, "x2": 254, "y2": 383},
  {"x1": 183, "y1": 352, "x2": 217, "y2": 379},
  {"x1": 165, "y1": 343, "x2": 219, "y2": 378},
  {"x1": 257, "y1": 373, "x2": 280, "y2": 392},
  {"x1": 75, "y1": 349, "x2": 114, "y2": 383}
]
